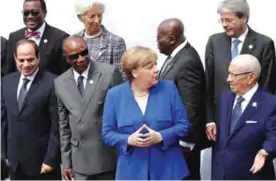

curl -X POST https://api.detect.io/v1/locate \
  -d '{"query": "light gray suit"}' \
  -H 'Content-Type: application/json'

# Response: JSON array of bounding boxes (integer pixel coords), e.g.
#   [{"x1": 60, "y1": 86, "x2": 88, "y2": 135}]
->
[{"x1": 54, "y1": 61, "x2": 123, "y2": 175}]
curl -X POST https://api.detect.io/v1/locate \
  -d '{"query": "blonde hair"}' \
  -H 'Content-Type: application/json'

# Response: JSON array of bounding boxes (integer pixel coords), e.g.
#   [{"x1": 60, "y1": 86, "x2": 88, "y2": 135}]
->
[{"x1": 121, "y1": 46, "x2": 157, "y2": 80}]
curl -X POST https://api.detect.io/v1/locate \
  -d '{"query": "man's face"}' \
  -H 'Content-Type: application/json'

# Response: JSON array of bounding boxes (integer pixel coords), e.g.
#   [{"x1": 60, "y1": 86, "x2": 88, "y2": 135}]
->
[
  {"x1": 227, "y1": 63, "x2": 253, "y2": 95},
  {"x1": 156, "y1": 25, "x2": 173, "y2": 55},
  {"x1": 23, "y1": 1, "x2": 46, "y2": 31},
  {"x1": 15, "y1": 43, "x2": 39, "y2": 76},
  {"x1": 64, "y1": 40, "x2": 90, "y2": 74},
  {"x1": 220, "y1": 12, "x2": 246, "y2": 37},
  {"x1": 81, "y1": 4, "x2": 103, "y2": 35}
]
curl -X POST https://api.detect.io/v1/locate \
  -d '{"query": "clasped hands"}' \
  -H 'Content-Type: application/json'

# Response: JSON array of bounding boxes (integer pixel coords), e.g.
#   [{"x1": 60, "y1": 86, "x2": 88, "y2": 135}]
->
[{"x1": 127, "y1": 124, "x2": 163, "y2": 147}]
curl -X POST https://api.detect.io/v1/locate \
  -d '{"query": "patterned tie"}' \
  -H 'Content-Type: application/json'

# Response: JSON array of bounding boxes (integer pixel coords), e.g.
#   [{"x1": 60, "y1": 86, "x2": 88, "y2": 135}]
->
[
  {"x1": 230, "y1": 96, "x2": 244, "y2": 134},
  {"x1": 231, "y1": 39, "x2": 241, "y2": 60},
  {"x1": 159, "y1": 55, "x2": 172, "y2": 77},
  {"x1": 77, "y1": 75, "x2": 84, "y2": 96},
  {"x1": 18, "y1": 78, "x2": 30, "y2": 110},
  {"x1": 24, "y1": 30, "x2": 40, "y2": 39}
]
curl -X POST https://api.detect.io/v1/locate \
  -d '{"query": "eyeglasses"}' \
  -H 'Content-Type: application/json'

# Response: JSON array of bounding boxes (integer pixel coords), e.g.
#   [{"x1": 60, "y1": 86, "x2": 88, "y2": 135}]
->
[
  {"x1": 65, "y1": 49, "x2": 89, "y2": 61},
  {"x1": 22, "y1": 10, "x2": 40, "y2": 17},
  {"x1": 228, "y1": 71, "x2": 252, "y2": 79},
  {"x1": 218, "y1": 18, "x2": 235, "y2": 24}
]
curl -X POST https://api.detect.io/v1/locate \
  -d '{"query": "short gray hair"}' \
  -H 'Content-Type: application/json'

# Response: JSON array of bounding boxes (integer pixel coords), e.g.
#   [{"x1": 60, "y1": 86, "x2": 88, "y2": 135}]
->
[
  {"x1": 75, "y1": 0, "x2": 105, "y2": 20},
  {"x1": 232, "y1": 54, "x2": 261, "y2": 78},
  {"x1": 217, "y1": 0, "x2": 250, "y2": 20}
]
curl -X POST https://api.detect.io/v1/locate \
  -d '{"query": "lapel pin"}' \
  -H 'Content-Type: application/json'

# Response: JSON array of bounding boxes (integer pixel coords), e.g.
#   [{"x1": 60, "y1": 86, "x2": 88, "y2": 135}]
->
[
  {"x1": 43, "y1": 39, "x2": 48, "y2": 43},
  {"x1": 249, "y1": 44, "x2": 253, "y2": 49},
  {"x1": 89, "y1": 80, "x2": 94, "y2": 84},
  {"x1": 252, "y1": 102, "x2": 257, "y2": 108}
]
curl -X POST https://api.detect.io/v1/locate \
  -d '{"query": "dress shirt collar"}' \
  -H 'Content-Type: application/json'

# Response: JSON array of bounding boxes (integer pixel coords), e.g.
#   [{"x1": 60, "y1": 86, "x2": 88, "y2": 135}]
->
[
  {"x1": 235, "y1": 83, "x2": 258, "y2": 102},
  {"x1": 73, "y1": 63, "x2": 90, "y2": 81},
  {"x1": 170, "y1": 39, "x2": 188, "y2": 58},
  {"x1": 231, "y1": 26, "x2": 248, "y2": 44},
  {"x1": 20, "y1": 68, "x2": 39, "y2": 82}
]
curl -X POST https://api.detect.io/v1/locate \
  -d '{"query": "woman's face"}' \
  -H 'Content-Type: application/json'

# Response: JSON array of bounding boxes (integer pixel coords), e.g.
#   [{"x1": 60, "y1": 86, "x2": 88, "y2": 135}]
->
[
  {"x1": 132, "y1": 59, "x2": 159, "y2": 87},
  {"x1": 81, "y1": 4, "x2": 103, "y2": 35}
]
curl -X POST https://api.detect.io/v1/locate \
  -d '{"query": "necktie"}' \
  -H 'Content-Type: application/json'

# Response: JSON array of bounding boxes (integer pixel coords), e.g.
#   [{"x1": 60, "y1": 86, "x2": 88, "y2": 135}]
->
[
  {"x1": 77, "y1": 75, "x2": 84, "y2": 96},
  {"x1": 159, "y1": 55, "x2": 172, "y2": 77},
  {"x1": 18, "y1": 78, "x2": 30, "y2": 110},
  {"x1": 231, "y1": 39, "x2": 241, "y2": 60},
  {"x1": 230, "y1": 96, "x2": 244, "y2": 134},
  {"x1": 24, "y1": 30, "x2": 40, "y2": 39}
]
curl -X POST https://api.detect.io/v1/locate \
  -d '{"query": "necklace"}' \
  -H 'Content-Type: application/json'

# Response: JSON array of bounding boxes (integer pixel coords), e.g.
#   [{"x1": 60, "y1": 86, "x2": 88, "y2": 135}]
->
[{"x1": 132, "y1": 89, "x2": 149, "y2": 97}]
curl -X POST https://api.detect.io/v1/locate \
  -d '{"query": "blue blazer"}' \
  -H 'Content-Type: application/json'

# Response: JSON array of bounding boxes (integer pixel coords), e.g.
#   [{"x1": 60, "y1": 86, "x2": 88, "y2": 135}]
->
[
  {"x1": 102, "y1": 80, "x2": 190, "y2": 180},
  {"x1": 213, "y1": 88, "x2": 276, "y2": 180}
]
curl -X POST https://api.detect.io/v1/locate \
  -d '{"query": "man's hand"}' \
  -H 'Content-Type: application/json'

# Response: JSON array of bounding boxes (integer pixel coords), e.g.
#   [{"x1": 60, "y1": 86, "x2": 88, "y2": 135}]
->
[
  {"x1": 63, "y1": 168, "x2": 74, "y2": 180},
  {"x1": 142, "y1": 124, "x2": 163, "y2": 146},
  {"x1": 206, "y1": 123, "x2": 217, "y2": 141},
  {"x1": 250, "y1": 149, "x2": 268, "y2": 174},
  {"x1": 127, "y1": 125, "x2": 148, "y2": 147},
  {"x1": 40, "y1": 163, "x2": 53, "y2": 174}
]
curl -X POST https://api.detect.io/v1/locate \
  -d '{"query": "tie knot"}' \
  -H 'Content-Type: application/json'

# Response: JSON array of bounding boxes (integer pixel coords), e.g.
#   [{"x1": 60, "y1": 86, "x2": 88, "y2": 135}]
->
[
  {"x1": 237, "y1": 96, "x2": 244, "y2": 103},
  {"x1": 78, "y1": 75, "x2": 84, "y2": 81},
  {"x1": 23, "y1": 78, "x2": 30, "y2": 87},
  {"x1": 233, "y1": 39, "x2": 241, "y2": 46}
]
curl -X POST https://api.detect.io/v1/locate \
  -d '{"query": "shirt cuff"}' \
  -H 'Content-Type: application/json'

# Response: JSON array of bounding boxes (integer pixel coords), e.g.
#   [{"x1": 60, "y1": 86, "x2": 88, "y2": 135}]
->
[{"x1": 206, "y1": 122, "x2": 216, "y2": 127}]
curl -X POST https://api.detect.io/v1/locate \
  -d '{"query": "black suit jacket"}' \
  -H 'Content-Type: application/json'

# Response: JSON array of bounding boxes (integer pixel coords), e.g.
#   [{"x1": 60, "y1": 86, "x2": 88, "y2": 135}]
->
[
  {"x1": 5, "y1": 23, "x2": 70, "y2": 75},
  {"x1": 1, "y1": 36, "x2": 7, "y2": 76},
  {"x1": 1, "y1": 70, "x2": 60, "y2": 175},
  {"x1": 205, "y1": 27, "x2": 276, "y2": 123},
  {"x1": 160, "y1": 42, "x2": 208, "y2": 149}
]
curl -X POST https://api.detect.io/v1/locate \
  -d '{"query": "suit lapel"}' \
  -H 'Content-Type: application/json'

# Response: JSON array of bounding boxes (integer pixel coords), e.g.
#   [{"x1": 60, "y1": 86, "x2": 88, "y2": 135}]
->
[
  {"x1": 240, "y1": 28, "x2": 256, "y2": 55},
  {"x1": 228, "y1": 88, "x2": 264, "y2": 139},
  {"x1": 11, "y1": 73, "x2": 20, "y2": 116},
  {"x1": 224, "y1": 93, "x2": 235, "y2": 139},
  {"x1": 18, "y1": 70, "x2": 42, "y2": 115},
  {"x1": 38, "y1": 23, "x2": 51, "y2": 65}
]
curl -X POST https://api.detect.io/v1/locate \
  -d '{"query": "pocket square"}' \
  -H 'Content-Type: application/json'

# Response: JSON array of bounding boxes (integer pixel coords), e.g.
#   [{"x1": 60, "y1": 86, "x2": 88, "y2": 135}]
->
[{"x1": 246, "y1": 120, "x2": 257, "y2": 124}]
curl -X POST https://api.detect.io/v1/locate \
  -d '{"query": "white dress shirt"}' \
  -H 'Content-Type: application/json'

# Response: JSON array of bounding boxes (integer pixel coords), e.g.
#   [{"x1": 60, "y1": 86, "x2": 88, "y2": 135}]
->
[
  {"x1": 73, "y1": 63, "x2": 90, "y2": 88},
  {"x1": 233, "y1": 83, "x2": 258, "y2": 112},
  {"x1": 231, "y1": 26, "x2": 249, "y2": 54},
  {"x1": 17, "y1": 69, "x2": 39, "y2": 99},
  {"x1": 27, "y1": 22, "x2": 46, "y2": 45}
]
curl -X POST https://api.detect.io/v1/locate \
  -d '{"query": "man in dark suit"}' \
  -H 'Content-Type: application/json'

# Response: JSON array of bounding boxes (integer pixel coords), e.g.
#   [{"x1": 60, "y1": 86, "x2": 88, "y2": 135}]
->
[
  {"x1": 205, "y1": 0, "x2": 276, "y2": 140},
  {"x1": 1, "y1": 36, "x2": 8, "y2": 76},
  {"x1": 1, "y1": 39, "x2": 61, "y2": 180},
  {"x1": 55, "y1": 35, "x2": 123, "y2": 180},
  {"x1": 157, "y1": 18, "x2": 207, "y2": 180},
  {"x1": 213, "y1": 54, "x2": 276, "y2": 180},
  {"x1": 5, "y1": 0, "x2": 70, "y2": 76}
]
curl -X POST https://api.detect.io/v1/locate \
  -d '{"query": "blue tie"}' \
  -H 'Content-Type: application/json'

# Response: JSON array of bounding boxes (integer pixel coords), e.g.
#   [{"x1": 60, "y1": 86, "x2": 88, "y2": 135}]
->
[
  {"x1": 230, "y1": 96, "x2": 244, "y2": 134},
  {"x1": 231, "y1": 39, "x2": 241, "y2": 60},
  {"x1": 77, "y1": 75, "x2": 84, "y2": 96}
]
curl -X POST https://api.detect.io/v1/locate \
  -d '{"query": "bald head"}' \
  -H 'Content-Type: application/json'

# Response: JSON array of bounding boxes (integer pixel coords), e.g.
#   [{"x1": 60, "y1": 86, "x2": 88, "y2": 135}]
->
[
  {"x1": 158, "y1": 18, "x2": 184, "y2": 39},
  {"x1": 231, "y1": 54, "x2": 261, "y2": 78},
  {"x1": 63, "y1": 35, "x2": 87, "y2": 51}
]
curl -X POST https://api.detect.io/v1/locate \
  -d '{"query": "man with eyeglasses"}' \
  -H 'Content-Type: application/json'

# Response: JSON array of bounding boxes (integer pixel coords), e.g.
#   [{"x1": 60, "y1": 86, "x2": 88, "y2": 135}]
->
[
  {"x1": 212, "y1": 54, "x2": 276, "y2": 180},
  {"x1": 1, "y1": 39, "x2": 61, "y2": 180},
  {"x1": 205, "y1": 0, "x2": 276, "y2": 144},
  {"x1": 54, "y1": 35, "x2": 123, "y2": 180},
  {"x1": 5, "y1": 0, "x2": 70, "y2": 76}
]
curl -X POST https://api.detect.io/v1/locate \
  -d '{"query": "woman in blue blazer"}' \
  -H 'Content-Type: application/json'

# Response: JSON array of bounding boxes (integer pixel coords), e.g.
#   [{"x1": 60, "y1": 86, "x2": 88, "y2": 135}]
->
[{"x1": 102, "y1": 46, "x2": 190, "y2": 180}]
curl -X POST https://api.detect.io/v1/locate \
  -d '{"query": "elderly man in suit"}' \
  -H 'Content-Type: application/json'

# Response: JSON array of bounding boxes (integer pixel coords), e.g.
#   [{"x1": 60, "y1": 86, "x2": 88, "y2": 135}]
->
[
  {"x1": 75, "y1": 0, "x2": 126, "y2": 78},
  {"x1": 1, "y1": 39, "x2": 61, "y2": 180},
  {"x1": 157, "y1": 18, "x2": 207, "y2": 180},
  {"x1": 55, "y1": 35, "x2": 123, "y2": 180},
  {"x1": 205, "y1": 0, "x2": 276, "y2": 141},
  {"x1": 5, "y1": 0, "x2": 70, "y2": 75},
  {"x1": 213, "y1": 54, "x2": 276, "y2": 180}
]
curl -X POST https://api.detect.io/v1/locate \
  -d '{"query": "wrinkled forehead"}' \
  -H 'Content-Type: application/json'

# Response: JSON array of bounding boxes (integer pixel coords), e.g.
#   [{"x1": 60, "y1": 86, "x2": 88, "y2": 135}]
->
[{"x1": 228, "y1": 62, "x2": 245, "y2": 73}]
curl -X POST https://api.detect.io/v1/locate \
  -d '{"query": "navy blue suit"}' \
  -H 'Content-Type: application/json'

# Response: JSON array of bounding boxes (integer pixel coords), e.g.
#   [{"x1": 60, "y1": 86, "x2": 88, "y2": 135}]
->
[
  {"x1": 1, "y1": 70, "x2": 61, "y2": 179},
  {"x1": 102, "y1": 80, "x2": 190, "y2": 180},
  {"x1": 213, "y1": 88, "x2": 276, "y2": 180}
]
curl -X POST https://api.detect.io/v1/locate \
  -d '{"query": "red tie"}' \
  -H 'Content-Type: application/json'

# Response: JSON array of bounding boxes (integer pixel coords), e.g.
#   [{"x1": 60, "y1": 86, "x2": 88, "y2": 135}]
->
[{"x1": 24, "y1": 30, "x2": 40, "y2": 39}]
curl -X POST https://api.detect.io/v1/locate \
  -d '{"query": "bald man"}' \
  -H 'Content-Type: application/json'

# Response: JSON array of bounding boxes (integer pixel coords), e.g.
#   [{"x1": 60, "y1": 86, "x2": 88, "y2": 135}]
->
[
  {"x1": 157, "y1": 18, "x2": 207, "y2": 180},
  {"x1": 213, "y1": 54, "x2": 276, "y2": 180},
  {"x1": 55, "y1": 35, "x2": 123, "y2": 180}
]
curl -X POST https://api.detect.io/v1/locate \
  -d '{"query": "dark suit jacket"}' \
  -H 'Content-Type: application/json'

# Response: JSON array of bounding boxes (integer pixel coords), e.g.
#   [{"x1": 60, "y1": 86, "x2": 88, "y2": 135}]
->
[
  {"x1": 205, "y1": 27, "x2": 276, "y2": 123},
  {"x1": 160, "y1": 42, "x2": 207, "y2": 149},
  {"x1": 213, "y1": 88, "x2": 276, "y2": 180},
  {"x1": 1, "y1": 36, "x2": 7, "y2": 76},
  {"x1": 1, "y1": 70, "x2": 60, "y2": 176},
  {"x1": 55, "y1": 61, "x2": 123, "y2": 175},
  {"x1": 5, "y1": 23, "x2": 70, "y2": 75}
]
